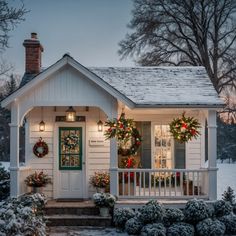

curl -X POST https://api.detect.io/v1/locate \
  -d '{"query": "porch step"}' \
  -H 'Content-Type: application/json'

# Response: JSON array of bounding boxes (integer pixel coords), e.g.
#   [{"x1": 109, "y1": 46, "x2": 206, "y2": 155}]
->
[
  {"x1": 45, "y1": 200, "x2": 112, "y2": 227},
  {"x1": 46, "y1": 214, "x2": 112, "y2": 227}
]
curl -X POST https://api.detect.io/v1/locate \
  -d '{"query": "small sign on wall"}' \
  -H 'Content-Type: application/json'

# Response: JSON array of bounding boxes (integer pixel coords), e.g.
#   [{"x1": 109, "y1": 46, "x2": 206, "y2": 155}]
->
[{"x1": 89, "y1": 137, "x2": 106, "y2": 146}]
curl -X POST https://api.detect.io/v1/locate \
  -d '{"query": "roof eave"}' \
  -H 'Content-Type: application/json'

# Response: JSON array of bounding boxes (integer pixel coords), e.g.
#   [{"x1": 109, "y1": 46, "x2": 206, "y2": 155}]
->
[{"x1": 134, "y1": 103, "x2": 225, "y2": 109}]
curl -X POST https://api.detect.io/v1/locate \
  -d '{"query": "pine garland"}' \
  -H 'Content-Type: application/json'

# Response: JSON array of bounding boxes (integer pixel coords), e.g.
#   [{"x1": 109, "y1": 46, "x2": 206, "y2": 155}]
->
[{"x1": 169, "y1": 113, "x2": 201, "y2": 143}]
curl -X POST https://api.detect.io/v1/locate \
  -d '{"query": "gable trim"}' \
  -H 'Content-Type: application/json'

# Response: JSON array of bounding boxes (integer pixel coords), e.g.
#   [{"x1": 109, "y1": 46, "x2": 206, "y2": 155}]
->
[{"x1": 1, "y1": 55, "x2": 135, "y2": 108}]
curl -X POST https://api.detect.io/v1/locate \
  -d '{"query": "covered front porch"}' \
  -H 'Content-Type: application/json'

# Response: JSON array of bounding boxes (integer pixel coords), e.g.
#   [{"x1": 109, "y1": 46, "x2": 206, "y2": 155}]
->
[{"x1": 109, "y1": 109, "x2": 218, "y2": 201}]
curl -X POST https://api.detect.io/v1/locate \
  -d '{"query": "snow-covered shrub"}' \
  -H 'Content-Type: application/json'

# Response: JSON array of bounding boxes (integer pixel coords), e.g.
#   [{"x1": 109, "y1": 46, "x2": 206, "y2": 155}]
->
[
  {"x1": 213, "y1": 200, "x2": 232, "y2": 217},
  {"x1": 163, "y1": 208, "x2": 184, "y2": 226},
  {"x1": 113, "y1": 207, "x2": 135, "y2": 229},
  {"x1": 140, "y1": 223, "x2": 166, "y2": 236},
  {"x1": 183, "y1": 199, "x2": 209, "y2": 223},
  {"x1": 167, "y1": 222, "x2": 194, "y2": 236},
  {"x1": 218, "y1": 213, "x2": 236, "y2": 235},
  {"x1": 196, "y1": 218, "x2": 225, "y2": 236},
  {"x1": 0, "y1": 193, "x2": 47, "y2": 236},
  {"x1": 125, "y1": 217, "x2": 143, "y2": 235},
  {"x1": 0, "y1": 162, "x2": 10, "y2": 201},
  {"x1": 139, "y1": 200, "x2": 165, "y2": 223}
]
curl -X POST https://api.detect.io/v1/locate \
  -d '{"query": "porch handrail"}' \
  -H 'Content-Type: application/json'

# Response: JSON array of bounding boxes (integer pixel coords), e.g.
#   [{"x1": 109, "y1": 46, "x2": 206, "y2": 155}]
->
[{"x1": 117, "y1": 168, "x2": 209, "y2": 199}]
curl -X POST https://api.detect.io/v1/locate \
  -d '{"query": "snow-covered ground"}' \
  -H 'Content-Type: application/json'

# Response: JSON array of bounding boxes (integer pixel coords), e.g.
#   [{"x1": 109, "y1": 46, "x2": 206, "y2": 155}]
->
[
  {"x1": 0, "y1": 162, "x2": 10, "y2": 170},
  {"x1": 217, "y1": 163, "x2": 236, "y2": 199}
]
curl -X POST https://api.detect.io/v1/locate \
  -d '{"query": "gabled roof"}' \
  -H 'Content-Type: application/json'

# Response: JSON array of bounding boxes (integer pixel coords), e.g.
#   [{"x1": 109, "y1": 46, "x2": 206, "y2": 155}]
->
[{"x1": 1, "y1": 54, "x2": 224, "y2": 108}]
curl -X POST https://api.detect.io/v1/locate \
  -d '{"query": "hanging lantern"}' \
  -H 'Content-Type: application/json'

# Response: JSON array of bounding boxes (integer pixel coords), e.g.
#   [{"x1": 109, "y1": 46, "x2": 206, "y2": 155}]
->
[
  {"x1": 97, "y1": 120, "x2": 103, "y2": 132},
  {"x1": 39, "y1": 120, "x2": 45, "y2": 132},
  {"x1": 66, "y1": 106, "x2": 76, "y2": 122}
]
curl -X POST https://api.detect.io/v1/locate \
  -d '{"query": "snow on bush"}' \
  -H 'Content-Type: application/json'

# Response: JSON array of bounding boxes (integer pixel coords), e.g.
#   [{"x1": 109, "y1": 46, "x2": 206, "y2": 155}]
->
[
  {"x1": 92, "y1": 192, "x2": 116, "y2": 208},
  {"x1": 218, "y1": 213, "x2": 236, "y2": 235},
  {"x1": 163, "y1": 208, "x2": 184, "y2": 226},
  {"x1": 183, "y1": 199, "x2": 209, "y2": 223},
  {"x1": 213, "y1": 200, "x2": 232, "y2": 217},
  {"x1": 0, "y1": 163, "x2": 10, "y2": 201},
  {"x1": 140, "y1": 223, "x2": 166, "y2": 236},
  {"x1": 113, "y1": 207, "x2": 135, "y2": 229},
  {"x1": 167, "y1": 222, "x2": 194, "y2": 236},
  {"x1": 0, "y1": 193, "x2": 47, "y2": 236},
  {"x1": 196, "y1": 218, "x2": 226, "y2": 236},
  {"x1": 125, "y1": 217, "x2": 143, "y2": 235},
  {"x1": 139, "y1": 200, "x2": 164, "y2": 223}
]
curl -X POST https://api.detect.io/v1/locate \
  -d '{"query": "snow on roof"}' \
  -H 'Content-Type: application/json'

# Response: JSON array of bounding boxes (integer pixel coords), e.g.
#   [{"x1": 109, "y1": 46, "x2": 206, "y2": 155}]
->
[{"x1": 89, "y1": 66, "x2": 223, "y2": 106}]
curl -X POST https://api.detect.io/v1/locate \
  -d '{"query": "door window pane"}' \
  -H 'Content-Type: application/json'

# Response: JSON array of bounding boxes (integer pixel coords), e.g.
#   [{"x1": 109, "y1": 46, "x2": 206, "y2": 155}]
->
[{"x1": 59, "y1": 127, "x2": 82, "y2": 170}]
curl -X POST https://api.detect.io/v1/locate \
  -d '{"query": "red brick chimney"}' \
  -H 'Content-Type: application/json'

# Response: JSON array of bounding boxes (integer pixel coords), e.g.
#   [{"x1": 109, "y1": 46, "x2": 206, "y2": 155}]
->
[{"x1": 23, "y1": 33, "x2": 43, "y2": 74}]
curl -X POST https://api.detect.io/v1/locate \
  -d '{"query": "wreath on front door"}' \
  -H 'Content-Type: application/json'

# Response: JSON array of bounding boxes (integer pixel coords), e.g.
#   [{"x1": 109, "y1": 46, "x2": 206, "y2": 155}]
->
[
  {"x1": 63, "y1": 133, "x2": 79, "y2": 149},
  {"x1": 104, "y1": 113, "x2": 142, "y2": 156},
  {"x1": 169, "y1": 113, "x2": 201, "y2": 143},
  {"x1": 33, "y1": 137, "x2": 49, "y2": 158}
]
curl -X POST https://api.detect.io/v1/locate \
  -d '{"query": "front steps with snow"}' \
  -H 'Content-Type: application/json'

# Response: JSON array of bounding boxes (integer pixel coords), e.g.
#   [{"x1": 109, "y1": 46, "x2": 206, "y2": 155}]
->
[{"x1": 45, "y1": 200, "x2": 112, "y2": 227}]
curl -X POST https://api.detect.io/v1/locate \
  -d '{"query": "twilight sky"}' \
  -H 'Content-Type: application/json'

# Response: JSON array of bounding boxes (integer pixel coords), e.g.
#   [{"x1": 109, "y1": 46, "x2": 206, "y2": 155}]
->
[{"x1": 4, "y1": 0, "x2": 134, "y2": 76}]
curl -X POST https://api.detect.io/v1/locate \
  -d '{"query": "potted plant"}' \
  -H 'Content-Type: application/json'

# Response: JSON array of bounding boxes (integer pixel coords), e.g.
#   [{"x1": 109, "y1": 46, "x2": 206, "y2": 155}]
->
[
  {"x1": 92, "y1": 192, "x2": 116, "y2": 217},
  {"x1": 89, "y1": 172, "x2": 110, "y2": 193},
  {"x1": 25, "y1": 171, "x2": 51, "y2": 193}
]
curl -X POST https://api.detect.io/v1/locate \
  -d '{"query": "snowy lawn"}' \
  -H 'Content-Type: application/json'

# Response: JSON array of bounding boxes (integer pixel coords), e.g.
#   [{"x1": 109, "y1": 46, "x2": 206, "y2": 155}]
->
[{"x1": 217, "y1": 163, "x2": 236, "y2": 199}]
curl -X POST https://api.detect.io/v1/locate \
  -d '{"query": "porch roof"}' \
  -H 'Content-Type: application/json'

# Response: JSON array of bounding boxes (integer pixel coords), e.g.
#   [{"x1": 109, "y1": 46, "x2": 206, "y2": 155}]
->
[{"x1": 89, "y1": 67, "x2": 224, "y2": 108}]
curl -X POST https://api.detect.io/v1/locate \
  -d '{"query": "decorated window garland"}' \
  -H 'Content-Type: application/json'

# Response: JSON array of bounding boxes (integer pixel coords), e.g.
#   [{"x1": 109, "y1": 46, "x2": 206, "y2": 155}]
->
[
  {"x1": 169, "y1": 113, "x2": 201, "y2": 143},
  {"x1": 104, "y1": 113, "x2": 142, "y2": 156},
  {"x1": 63, "y1": 133, "x2": 79, "y2": 149},
  {"x1": 33, "y1": 137, "x2": 49, "y2": 158}
]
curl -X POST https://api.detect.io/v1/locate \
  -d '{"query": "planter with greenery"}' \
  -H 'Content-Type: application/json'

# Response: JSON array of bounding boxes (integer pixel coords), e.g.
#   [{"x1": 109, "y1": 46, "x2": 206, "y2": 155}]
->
[
  {"x1": 89, "y1": 171, "x2": 110, "y2": 193},
  {"x1": 92, "y1": 192, "x2": 116, "y2": 217},
  {"x1": 24, "y1": 171, "x2": 51, "y2": 193}
]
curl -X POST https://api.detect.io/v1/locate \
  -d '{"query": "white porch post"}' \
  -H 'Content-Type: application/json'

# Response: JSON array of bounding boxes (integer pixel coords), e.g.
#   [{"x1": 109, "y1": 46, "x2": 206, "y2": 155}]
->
[
  {"x1": 9, "y1": 100, "x2": 20, "y2": 197},
  {"x1": 109, "y1": 103, "x2": 118, "y2": 196},
  {"x1": 207, "y1": 110, "x2": 218, "y2": 200}
]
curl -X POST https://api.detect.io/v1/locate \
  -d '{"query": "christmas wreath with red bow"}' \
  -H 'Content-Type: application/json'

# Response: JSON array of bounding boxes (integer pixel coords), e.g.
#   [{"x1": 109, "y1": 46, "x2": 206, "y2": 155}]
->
[
  {"x1": 169, "y1": 113, "x2": 201, "y2": 143},
  {"x1": 104, "y1": 113, "x2": 142, "y2": 156},
  {"x1": 33, "y1": 137, "x2": 49, "y2": 158}
]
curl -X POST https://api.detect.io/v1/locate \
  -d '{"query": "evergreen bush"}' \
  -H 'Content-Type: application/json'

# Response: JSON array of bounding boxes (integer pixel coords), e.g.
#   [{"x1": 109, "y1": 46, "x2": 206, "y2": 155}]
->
[
  {"x1": 0, "y1": 163, "x2": 10, "y2": 201},
  {"x1": 0, "y1": 193, "x2": 47, "y2": 236},
  {"x1": 196, "y1": 218, "x2": 225, "y2": 236},
  {"x1": 222, "y1": 186, "x2": 235, "y2": 205},
  {"x1": 125, "y1": 217, "x2": 143, "y2": 235},
  {"x1": 167, "y1": 222, "x2": 194, "y2": 236},
  {"x1": 163, "y1": 208, "x2": 184, "y2": 226},
  {"x1": 183, "y1": 199, "x2": 209, "y2": 223},
  {"x1": 139, "y1": 200, "x2": 165, "y2": 223},
  {"x1": 213, "y1": 200, "x2": 232, "y2": 217},
  {"x1": 140, "y1": 223, "x2": 166, "y2": 236},
  {"x1": 113, "y1": 208, "x2": 135, "y2": 229},
  {"x1": 218, "y1": 213, "x2": 236, "y2": 235}
]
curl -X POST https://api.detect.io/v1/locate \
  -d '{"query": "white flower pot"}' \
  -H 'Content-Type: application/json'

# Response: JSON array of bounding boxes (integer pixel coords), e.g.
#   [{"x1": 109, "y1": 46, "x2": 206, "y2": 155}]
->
[
  {"x1": 99, "y1": 207, "x2": 110, "y2": 217},
  {"x1": 96, "y1": 187, "x2": 105, "y2": 193}
]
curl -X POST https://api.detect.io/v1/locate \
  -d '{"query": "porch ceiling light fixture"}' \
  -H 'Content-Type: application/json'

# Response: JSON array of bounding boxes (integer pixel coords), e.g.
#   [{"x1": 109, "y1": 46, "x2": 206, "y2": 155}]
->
[
  {"x1": 39, "y1": 107, "x2": 45, "y2": 132},
  {"x1": 97, "y1": 109, "x2": 103, "y2": 132},
  {"x1": 66, "y1": 106, "x2": 76, "y2": 122}
]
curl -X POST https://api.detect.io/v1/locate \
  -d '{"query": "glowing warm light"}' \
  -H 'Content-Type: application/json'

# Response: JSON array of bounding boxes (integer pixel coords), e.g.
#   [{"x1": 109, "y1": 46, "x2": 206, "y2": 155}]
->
[
  {"x1": 39, "y1": 120, "x2": 45, "y2": 132},
  {"x1": 66, "y1": 106, "x2": 76, "y2": 122},
  {"x1": 97, "y1": 120, "x2": 103, "y2": 132}
]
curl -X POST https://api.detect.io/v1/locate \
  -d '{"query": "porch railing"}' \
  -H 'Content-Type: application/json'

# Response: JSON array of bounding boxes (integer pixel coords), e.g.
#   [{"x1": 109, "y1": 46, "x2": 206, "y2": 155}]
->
[{"x1": 117, "y1": 168, "x2": 209, "y2": 199}]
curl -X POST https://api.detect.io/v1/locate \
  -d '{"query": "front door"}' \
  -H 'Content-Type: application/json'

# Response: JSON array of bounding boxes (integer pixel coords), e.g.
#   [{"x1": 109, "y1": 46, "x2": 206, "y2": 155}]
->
[{"x1": 58, "y1": 127, "x2": 84, "y2": 198}]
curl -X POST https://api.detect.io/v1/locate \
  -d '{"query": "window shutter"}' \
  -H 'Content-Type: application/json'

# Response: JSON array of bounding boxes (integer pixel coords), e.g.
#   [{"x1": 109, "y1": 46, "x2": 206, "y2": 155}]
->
[{"x1": 174, "y1": 141, "x2": 186, "y2": 168}]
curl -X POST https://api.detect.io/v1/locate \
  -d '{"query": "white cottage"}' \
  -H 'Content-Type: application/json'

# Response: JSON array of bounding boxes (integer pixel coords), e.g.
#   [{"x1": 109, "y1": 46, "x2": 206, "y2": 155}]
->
[{"x1": 1, "y1": 33, "x2": 224, "y2": 201}]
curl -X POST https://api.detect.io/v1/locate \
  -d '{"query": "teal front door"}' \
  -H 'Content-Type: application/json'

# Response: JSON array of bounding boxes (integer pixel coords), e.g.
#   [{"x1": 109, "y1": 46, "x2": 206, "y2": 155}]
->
[{"x1": 58, "y1": 127, "x2": 84, "y2": 198}]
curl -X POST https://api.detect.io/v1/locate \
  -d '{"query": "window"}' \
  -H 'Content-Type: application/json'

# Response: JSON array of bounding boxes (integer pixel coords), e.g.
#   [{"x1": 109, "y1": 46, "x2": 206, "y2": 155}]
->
[{"x1": 153, "y1": 125, "x2": 173, "y2": 169}]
